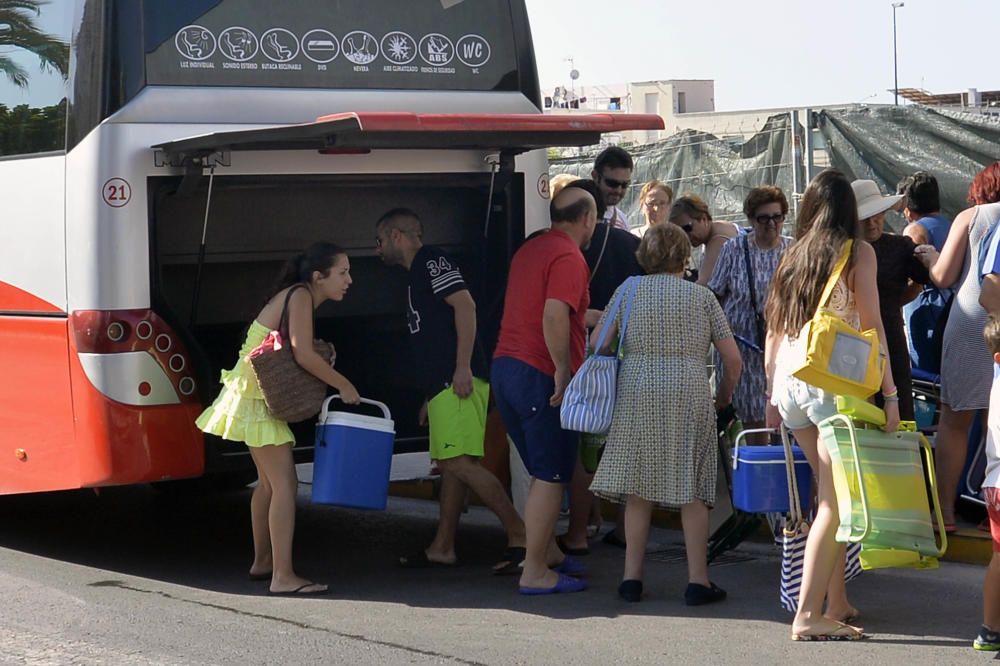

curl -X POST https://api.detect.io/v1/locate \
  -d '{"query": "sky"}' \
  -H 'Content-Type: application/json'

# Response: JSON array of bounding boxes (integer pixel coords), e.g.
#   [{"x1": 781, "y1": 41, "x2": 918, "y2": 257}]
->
[{"x1": 524, "y1": 0, "x2": 1000, "y2": 111}]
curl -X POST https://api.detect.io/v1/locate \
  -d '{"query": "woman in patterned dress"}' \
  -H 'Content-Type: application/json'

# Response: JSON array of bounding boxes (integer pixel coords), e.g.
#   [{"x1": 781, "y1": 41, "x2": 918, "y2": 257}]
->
[
  {"x1": 589, "y1": 223, "x2": 742, "y2": 605},
  {"x1": 709, "y1": 187, "x2": 792, "y2": 441}
]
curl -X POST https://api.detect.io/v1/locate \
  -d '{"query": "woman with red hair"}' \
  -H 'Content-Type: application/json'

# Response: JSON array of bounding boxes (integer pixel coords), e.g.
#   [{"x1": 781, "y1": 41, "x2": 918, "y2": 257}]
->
[{"x1": 918, "y1": 161, "x2": 1000, "y2": 531}]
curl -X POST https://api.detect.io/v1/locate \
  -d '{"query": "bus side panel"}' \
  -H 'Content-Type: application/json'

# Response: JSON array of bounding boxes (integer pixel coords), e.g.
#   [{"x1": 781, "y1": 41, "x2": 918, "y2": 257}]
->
[
  {"x1": 515, "y1": 149, "x2": 550, "y2": 235},
  {"x1": 67, "y1": 341, "x2": 205, "y2": 487},
  {"x1": 0, "y1": 317, "x2": 79, "y2": 495},
  {"x1": 0, "y1": 155, "x2": 68, "y2": 312}
]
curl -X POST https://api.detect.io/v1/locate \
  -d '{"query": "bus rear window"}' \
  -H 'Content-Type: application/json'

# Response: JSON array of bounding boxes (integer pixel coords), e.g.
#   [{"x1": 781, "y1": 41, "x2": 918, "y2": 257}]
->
[{"x1": 143, "y1": 0, "x2": 520, "y2": 92}]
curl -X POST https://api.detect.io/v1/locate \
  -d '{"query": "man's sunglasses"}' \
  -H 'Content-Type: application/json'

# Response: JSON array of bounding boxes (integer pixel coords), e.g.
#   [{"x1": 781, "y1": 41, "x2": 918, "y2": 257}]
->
[
  {"x1": 680, "y1": 223, "x2": 694, "y2": 233},
  {"x1": 601, "y1": 176, "x2": 631, "y2": 190},
  {"x1": 754, "y1": 213, "x2": 785, "y2": 225}
]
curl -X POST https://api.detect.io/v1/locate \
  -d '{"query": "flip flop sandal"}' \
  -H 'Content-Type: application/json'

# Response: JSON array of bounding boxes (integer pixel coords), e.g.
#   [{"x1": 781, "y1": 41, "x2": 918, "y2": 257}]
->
[
  {"x1": 519, "y1": 573, "x2": 587, "y2": 596},
  {"x1": 398, "y1": 551, "x2": 457, "y2": 569},
  {"x1": 268, "y1": 583, "x2": 329, "y2": 596},
  {"x1": 792, "y1": 621, "x2": 868, "y2": 642},
  {"x1": 556, "y1": 535, "x2": 590, "y2": 557},
  {"x1": 492, "y1": 546, "x2": 526, "y2": 576},
  {"x1": 551, "y1": 554, "x2": 588, "y2": 577},
  {"x1": 931, "y1": 519, "x2": 958, "y2": 534}
]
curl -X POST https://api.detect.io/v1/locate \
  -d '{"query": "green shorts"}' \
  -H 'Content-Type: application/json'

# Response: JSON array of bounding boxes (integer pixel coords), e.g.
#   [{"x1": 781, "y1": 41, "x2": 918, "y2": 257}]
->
[{"x1": 427, "y1": 378, "x2": 490, "y2": 461}]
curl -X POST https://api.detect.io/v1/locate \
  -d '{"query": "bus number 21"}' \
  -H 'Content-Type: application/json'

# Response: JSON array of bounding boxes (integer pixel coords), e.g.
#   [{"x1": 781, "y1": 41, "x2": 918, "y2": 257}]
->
[{"x1": 103, "y1": 178, "x2": 132, "y2": 208}]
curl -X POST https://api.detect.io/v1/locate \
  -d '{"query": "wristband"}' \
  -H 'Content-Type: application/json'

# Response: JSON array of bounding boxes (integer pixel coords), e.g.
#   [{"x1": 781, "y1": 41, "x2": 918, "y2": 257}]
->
[
  {"x1": 883, "y1": 395, "x2": 900, "y2": 403},
  {"x1": 882, "y1": 387, "x2": 898, "y2": 398}
]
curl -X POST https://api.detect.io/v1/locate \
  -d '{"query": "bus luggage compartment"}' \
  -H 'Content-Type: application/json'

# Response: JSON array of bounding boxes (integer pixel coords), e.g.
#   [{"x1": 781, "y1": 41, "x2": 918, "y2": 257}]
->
[{"x1": 149, "y1": 170, "x2": 524, "y2": 472}]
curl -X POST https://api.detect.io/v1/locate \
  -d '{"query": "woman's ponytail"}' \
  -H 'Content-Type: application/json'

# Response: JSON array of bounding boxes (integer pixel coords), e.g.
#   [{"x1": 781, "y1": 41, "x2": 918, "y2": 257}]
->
[{"x1": 268, "y1": 243, "x2": 345, "y2": 299}]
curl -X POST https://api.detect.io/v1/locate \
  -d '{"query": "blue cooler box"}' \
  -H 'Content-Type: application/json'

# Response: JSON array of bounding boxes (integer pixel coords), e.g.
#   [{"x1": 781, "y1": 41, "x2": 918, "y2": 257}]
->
[
  {"x1": 732, "y1": 442, "x2": 812, "y2": 514},
  {"x1": 312, "y1": 397, "x2": 395, "y2": 510}
]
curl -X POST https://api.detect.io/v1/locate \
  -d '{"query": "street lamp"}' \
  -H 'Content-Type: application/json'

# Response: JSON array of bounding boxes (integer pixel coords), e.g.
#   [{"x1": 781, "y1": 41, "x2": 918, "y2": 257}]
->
[{"x1": 892, "y1": 2, "x2": 904, "y2": 106}]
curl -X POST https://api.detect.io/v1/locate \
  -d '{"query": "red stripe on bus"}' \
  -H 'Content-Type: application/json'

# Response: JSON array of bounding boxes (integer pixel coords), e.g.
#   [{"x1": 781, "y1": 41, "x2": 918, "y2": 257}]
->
[{"x1": 0, "y1": 281, "x2": 63, "y2": 313}]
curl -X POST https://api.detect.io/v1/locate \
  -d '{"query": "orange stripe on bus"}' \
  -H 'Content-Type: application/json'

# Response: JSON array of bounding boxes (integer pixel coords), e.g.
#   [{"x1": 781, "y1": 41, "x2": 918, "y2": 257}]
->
[{"x1": 0, "y1": 281, "x2": 63, "y2": 313}]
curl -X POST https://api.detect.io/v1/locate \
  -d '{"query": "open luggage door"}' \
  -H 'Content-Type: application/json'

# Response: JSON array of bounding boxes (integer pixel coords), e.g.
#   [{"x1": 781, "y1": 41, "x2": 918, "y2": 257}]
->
[{"x1": 153, "y1": 112, "x2": 665, "y2": 158}]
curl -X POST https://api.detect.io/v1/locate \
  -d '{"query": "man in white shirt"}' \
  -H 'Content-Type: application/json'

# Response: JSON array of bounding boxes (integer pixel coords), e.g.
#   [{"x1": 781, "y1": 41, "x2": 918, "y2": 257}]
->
[{"x1": 591, "y1": 146, "x2": 633, "y2": 232}]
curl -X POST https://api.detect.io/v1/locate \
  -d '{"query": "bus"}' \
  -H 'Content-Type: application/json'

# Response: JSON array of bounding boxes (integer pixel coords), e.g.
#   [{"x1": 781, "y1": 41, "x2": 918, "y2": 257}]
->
[{"x1": 0, "y1": 0, "x2": 661, "y2": 495}]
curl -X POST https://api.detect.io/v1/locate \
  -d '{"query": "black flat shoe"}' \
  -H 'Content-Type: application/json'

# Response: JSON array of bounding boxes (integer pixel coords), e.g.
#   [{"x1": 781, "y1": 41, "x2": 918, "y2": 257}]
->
[
  {"x1": 684, "y1": 582, "x2": 726, "y2": 606},
  {"x1": 601, "y1": 530, "x2": 626, "y2": 549},
  {"x1": 618, "y1": 579, "x2": 643, "y2": 602}
]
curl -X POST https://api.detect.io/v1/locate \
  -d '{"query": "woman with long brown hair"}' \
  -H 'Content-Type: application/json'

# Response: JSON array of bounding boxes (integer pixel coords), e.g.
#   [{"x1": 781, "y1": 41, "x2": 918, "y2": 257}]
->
[{"x1": 764, "y1": 169, "x2": 899, "y2": 641}]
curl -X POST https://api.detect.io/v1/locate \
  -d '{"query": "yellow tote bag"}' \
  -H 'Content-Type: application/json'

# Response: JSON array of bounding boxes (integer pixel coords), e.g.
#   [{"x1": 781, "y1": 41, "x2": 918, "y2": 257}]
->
[{"x1": 791, "y1": 240, "x2": 883, "y2": 399}]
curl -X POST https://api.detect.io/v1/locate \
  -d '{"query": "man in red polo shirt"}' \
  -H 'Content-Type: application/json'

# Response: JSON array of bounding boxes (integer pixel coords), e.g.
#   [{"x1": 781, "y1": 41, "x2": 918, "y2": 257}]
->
[{"x1": 492, "y1": 186, "x2": 596, "y2": 595}]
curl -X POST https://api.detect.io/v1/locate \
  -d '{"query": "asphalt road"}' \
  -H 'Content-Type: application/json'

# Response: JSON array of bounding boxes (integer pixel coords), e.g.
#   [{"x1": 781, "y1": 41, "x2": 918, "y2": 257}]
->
[{"x1": 0, "y1": 482, "x2": 990, "y2": 665}]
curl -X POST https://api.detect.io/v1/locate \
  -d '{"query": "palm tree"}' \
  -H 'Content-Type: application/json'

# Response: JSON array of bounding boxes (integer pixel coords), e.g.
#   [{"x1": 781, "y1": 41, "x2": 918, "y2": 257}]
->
[{"x1": 0, "y1": 0, "x2": 69, "y2": 88}]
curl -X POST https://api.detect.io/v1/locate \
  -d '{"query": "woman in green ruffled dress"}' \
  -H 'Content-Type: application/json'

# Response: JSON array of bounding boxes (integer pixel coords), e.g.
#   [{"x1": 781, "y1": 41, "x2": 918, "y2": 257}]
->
[{"x1": 197, "y1": 242, "x2": 360, "y2": 595}]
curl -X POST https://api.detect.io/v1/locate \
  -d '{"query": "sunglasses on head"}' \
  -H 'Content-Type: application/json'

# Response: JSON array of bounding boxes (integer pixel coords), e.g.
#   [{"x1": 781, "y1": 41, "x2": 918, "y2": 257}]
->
[
  {"x1": 601, "y1": 175, "x2": 631, "y2": 190},
  {"x1": 754, "y1": 213, "x2": 785, "y2": 225}
]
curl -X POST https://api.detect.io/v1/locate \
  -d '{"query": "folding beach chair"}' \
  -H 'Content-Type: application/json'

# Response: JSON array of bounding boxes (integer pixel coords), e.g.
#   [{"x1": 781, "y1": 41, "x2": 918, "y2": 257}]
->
[{"x1": 819, "y1": 397, "x2": 948, "y2": 570}]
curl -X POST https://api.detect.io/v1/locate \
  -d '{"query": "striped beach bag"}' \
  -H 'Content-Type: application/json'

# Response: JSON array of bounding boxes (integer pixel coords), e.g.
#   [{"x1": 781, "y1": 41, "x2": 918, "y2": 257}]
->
[
  {"x1": 777, "y1": 426, "x2": 862, "y2": 612},
  {"x1": 560, "y1": 277, "x2": 638, "y2": 435}
]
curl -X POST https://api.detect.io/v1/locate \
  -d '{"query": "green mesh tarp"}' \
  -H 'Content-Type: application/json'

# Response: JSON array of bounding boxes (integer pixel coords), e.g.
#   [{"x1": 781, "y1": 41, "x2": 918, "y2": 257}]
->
[
  {"x1": 550, "y1": 105, "x2": 1000, "y2": 230},
  {"x1": 818, "y1": 105, "x2": 1000, "y2": 219},
  {"x1": 549, "y1": 114, "x2": 795, "y2": 228}
]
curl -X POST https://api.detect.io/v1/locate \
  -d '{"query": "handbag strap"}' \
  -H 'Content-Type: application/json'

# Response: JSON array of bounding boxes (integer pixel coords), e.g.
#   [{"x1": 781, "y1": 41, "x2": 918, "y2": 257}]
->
[
  {"x1": 780, "y1": 424, "x2": 802, "y2": 526},
  {"x1": 617, "y1": 277, "x2": 639, "y2": 356},
  {"x1": 593, "y1": 276, "x2": 638, "y2": 354},
  {"x1": 588, "y1": 223, "x2": 612, "y2": 285},
  {"x1": 817, "y1": 240, "x2": 853, "y2": 309},
  {"x1": 742, "y1": 234, "x2": 759, "y2": 316},
  {"x1": 277, "y1": 283, "x2": 310, "y2": 338}
]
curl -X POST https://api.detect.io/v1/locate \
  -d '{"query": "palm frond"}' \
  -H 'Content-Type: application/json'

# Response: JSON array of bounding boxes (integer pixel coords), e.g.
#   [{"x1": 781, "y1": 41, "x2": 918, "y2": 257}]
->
[
  {"x1": 0, "y1": 0, "x2": 68, "y2": 79},
  {"x1": 0, "y1": 53, "x2": 28, "y2": 86}
]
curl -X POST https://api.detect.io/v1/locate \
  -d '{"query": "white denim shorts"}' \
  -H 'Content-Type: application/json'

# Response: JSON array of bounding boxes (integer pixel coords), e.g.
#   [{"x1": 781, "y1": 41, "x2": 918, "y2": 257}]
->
[{"x1": 772, "y1": 373, "x2": 838, "y2": 431}]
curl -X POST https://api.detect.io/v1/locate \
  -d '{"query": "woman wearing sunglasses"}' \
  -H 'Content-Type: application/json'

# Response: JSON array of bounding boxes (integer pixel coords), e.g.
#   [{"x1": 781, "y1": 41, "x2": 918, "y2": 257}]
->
[
  {"x1": 708, "y1": 186, "x2": 792, "y2": 441},
  {"x1": 669, "y1": 194, "x2": 741, "y2": 286}
]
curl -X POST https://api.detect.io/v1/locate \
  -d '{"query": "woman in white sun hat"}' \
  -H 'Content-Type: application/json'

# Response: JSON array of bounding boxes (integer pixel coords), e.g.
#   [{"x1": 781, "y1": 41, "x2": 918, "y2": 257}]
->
[{"x1": 851, "y1": 179, "x2": 932, "y2": 422}]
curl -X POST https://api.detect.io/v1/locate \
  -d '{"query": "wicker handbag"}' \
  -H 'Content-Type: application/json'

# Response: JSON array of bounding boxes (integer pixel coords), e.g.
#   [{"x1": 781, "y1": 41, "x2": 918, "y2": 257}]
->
[{"x1": 249, "y1": 285, "x2": 335, "y2": 423}]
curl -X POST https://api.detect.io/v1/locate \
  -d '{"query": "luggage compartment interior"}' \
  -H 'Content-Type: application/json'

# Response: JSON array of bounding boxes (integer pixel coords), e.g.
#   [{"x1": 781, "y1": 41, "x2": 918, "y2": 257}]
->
[{"x1": 149, "y1": 172, "x2": 524, "y2": 460}]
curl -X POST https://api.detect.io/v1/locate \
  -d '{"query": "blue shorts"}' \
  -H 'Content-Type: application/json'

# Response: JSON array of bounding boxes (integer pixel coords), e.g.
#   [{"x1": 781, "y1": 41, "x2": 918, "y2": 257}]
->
[
  {"x1": 773, "y1": 374, "x2": 838, "y2": 430},
  {"x1": 491, "y1": 356, "x2": 578, "y2": 483}
]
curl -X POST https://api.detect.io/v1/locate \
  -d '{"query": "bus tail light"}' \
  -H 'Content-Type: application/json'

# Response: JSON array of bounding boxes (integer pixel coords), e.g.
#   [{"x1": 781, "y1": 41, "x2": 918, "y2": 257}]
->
[{"x1": 70, "y1": 310, "x2": 199, "y2": 404}]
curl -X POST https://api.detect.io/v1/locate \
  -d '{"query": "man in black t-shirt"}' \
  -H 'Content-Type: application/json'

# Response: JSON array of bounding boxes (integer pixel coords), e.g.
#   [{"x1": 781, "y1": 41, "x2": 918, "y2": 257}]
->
[{"x1": 376, "y1": 208, "x2": 525, "y2": 572}]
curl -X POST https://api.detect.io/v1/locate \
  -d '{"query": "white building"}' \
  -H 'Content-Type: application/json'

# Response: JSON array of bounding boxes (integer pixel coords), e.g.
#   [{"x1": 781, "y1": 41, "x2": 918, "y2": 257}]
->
[{"x1": 544, "y1": 79, "x2": 716, "y2": 143}]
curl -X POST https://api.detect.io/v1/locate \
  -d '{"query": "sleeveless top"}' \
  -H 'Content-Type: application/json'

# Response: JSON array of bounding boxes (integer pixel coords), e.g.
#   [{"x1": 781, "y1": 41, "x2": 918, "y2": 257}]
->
[
  {"x1": 940, "y1": 202, "x2": 1000, "y2": 409},
  {"x1": 916, "y1": 214, "x2": 952, "y2": 252}
]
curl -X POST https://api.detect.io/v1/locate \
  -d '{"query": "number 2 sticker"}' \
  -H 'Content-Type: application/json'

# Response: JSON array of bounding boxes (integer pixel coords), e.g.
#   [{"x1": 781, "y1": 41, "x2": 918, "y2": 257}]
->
[{"x1": 103, "y1": 178, "x2": 132, "y2": 208}]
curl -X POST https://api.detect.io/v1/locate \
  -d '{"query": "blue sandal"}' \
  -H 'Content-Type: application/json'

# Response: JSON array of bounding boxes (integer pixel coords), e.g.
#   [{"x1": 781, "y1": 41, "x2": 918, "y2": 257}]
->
[
  {"x1": 552, "y1": 555, "x2": 587, "y2": 577},
  {"x1": 519, "y1": 573, "x2": 587, "y2": 596}
]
